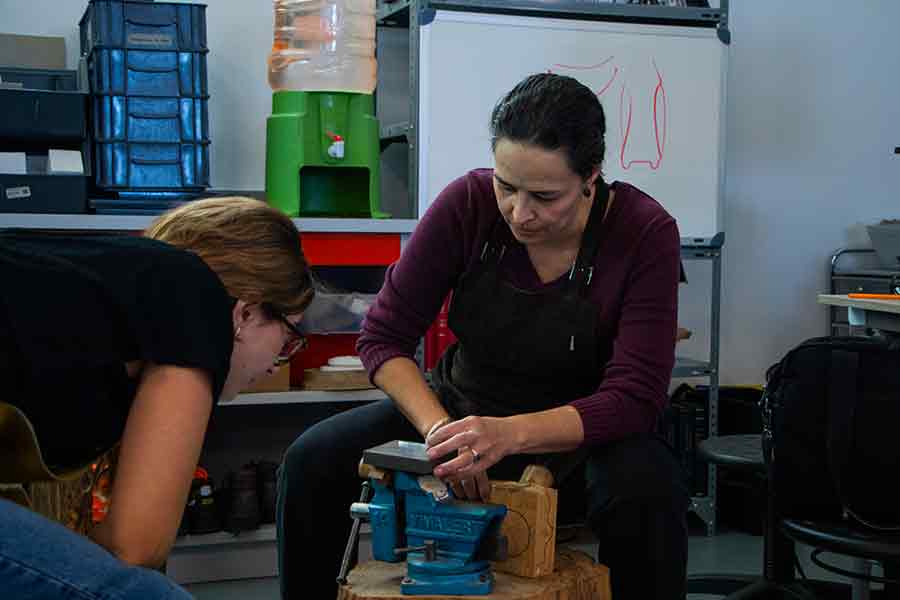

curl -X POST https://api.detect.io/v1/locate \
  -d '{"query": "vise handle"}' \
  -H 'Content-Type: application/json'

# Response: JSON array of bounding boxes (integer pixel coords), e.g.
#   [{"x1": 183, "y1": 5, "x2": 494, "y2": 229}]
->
[
  {"x1": 394, "y1": 539, "x2": 437, "y2": 561},
  {"x1": 336, "y1": 481, "x2": 371, "y2": 585}
]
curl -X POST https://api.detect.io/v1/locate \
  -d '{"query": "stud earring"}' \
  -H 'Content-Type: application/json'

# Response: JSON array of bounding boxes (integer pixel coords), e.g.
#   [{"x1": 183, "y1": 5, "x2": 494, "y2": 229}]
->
[{"x1": 234, "y1": 326, "x2": 242, "y2": 341}]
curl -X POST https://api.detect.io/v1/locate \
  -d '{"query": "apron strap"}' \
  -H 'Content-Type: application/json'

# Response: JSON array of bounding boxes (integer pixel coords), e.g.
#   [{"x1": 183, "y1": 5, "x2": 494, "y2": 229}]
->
[
  {"x1": 480, "y1": 179, "x2": 610, "y2": 292},
  {"x1": 569, "y1": 180, "x2": 610, "y2": 296},
  {"x1": 479, "y1": 213, "x2": 510, "y2": 265}
]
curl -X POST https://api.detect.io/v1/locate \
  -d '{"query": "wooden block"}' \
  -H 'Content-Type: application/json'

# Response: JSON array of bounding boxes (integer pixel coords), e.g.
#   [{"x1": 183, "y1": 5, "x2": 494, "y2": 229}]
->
[
  {"x1": 242, "y1": 363, "x2": 291, "y2": 393},
  {"x1": 489, "y1": 465, "x2": 557, "y2": 578},
  {"x1": 336, "y1": 548, "x2": 610, "y2": 600},
  {"x1": 301, "y1": 368, "x2": 374, "y2": 391}
]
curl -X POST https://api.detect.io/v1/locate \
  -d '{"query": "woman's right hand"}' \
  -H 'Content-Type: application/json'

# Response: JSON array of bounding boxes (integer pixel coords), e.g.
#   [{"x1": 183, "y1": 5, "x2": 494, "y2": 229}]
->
[
  {"x1": 425, "y1": 415, "x2": 517, "y2": 501},
  {"x1": 425, "y1": 418, "x2": 492, "y2": 501}
]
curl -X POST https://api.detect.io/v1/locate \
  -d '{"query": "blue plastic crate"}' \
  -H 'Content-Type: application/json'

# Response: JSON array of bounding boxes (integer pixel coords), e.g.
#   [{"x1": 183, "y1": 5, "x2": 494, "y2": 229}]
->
[
  {"x1": 92, "y1": 95, "x2": 208, "y2": 144},
  {"x1": 87, "y1": 48, "x2": 207, "y2": 97},
  {"x1": 80, "y1": 1, "x2": 207, "y2": 54},
  {"x1": 93, "y1": 141, "x2": 209, "y2": 190}
]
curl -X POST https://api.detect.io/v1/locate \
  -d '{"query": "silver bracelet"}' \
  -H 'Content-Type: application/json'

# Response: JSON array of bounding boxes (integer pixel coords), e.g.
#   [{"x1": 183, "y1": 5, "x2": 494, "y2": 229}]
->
[{"x1": 425, "y1": 416, "x2": 452, "y2": 441}]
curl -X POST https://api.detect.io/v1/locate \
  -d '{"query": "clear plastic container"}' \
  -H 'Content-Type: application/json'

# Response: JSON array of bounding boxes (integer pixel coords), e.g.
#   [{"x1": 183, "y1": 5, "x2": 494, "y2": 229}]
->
[
  {"x1": 268, "y1": 0, "x2": 376, "y2": 94},
  {"x1": 299, "y1": 292, "x2": 376, "y2": 333}
]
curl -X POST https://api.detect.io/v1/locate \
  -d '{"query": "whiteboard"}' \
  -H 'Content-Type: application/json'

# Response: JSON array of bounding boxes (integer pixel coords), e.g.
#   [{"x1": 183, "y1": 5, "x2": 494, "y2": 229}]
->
[{"x1": 418, "y1": 11, "x2": 728, "y2": 240}]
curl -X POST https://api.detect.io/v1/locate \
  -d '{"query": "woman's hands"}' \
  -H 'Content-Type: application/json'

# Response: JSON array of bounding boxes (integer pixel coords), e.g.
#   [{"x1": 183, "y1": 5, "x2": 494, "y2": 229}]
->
[{"x1": 424, "y1": 415, "x2": 521, "y2": 501}]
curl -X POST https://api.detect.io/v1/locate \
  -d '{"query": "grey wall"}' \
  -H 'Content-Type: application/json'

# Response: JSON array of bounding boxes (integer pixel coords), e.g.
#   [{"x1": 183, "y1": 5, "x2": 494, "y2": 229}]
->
[
  {"x1": 2, "y1": 1, "x2": 899, "y2": 384},
  {"x1": 710, "y1": 1, "x2": 900, "y2": 383}
]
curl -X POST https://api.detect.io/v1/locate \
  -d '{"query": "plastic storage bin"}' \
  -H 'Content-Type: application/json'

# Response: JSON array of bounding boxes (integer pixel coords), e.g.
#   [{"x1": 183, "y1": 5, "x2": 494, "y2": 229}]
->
[
  {"x1": 80, "y1": 1, "x2": 208, "y2": 55},
  {"x1": 87, "y1": 48, "x2": 207, "y2": 98},
  {"x1": 0, "y1": 174, "x2": 88, "y2": 214},
  {"x1": 0, "y1": 68, "x2": 77, "y2": 91},
  {"x1": 93, "y1": 141, "x2": 209, "y2": 189},
  {"x1": 92, "y1": 95, "x2": 208, "y2": 143},
  {"x1": 0, "y1": 89, "x2": 87, "y2": 145},
  {"x1": 299, "y1": 292, "x2": 376, "y2": 334}
]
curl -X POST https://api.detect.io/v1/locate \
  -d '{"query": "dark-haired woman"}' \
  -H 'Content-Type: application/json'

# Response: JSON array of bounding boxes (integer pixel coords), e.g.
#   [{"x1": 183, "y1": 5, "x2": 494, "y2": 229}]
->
[{"x1": 278, "y1": 73, "x2": 688, "y2": 600}]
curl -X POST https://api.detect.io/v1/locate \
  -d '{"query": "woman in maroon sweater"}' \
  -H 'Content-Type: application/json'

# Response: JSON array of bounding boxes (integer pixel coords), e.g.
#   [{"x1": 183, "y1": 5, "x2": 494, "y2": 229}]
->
[{"x1": 278, "y1": 73, "x2": 688, "y2": 600}]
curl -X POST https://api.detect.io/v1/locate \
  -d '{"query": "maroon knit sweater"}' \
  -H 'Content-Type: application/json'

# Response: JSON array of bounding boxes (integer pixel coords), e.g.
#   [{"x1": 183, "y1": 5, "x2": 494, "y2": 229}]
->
[{"x1": 357, "y1": 169, "x2": 680, "y2": 445}]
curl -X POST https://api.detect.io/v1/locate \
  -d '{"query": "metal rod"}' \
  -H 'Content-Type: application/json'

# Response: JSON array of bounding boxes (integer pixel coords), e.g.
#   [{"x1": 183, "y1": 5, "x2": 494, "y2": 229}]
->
[{"x1": 336, "y1": 481, "x2": 371, "y2": 585}]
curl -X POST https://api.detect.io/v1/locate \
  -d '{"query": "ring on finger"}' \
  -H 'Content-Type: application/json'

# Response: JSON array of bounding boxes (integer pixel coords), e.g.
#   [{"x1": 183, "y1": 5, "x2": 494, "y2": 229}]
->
[{"x1": 470, "y1": 447, "x2": 481, "y2": 464}]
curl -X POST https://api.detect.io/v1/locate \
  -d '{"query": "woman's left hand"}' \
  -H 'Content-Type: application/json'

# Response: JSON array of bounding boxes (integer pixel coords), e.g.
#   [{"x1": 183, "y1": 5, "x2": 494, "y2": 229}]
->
[{"x1": 425, "y1": 415, "x2": 520, "y2": 483}]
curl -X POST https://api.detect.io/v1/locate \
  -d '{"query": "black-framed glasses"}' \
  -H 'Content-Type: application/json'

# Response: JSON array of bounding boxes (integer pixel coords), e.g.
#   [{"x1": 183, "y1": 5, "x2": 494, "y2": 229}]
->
[{"x1": 263, "y1": 303, "x2": 308, "y2": 363}]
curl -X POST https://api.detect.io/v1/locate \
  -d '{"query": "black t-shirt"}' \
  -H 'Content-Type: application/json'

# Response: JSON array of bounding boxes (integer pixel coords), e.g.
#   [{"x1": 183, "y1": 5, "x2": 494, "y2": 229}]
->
[{"x1": 0, "y1": 232, "x2": 233, "y2": 470}]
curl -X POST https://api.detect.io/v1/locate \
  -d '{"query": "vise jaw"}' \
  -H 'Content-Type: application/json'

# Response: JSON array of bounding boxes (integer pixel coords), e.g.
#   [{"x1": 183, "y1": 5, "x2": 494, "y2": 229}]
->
[{"x1": 350, "y1": 440, "x2": 508, "y2": 595}]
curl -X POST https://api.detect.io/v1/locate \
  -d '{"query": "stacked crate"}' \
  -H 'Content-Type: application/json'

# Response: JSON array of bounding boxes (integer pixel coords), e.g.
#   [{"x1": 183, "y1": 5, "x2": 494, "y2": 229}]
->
[{"x1": 80, "y1": 0, "x2": 209, "y2": 200}]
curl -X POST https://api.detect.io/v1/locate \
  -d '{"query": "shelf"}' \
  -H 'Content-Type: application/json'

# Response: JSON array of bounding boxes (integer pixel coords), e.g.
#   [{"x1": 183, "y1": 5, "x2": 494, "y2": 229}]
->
[
  {"x1": 173, "y1": 524, "x2": 276, "y2": 550},
  {"x1": 672, "y1": 357, "x2": 714, "y2": 378},
  {"x1": 226, "y1": 389, "x2": 388, "y2": 406},
  {"x1": 689, "y1": 495, "x2": 715, "y2": 528},
  {"x1": 172, "y1": 523, "x2": 371, "y2": 551},
  {"x1": 833, "y1": 269, "x2": 900, "y2": 278},
  {"x1": 380, "y1": 122, "x2": 410, "y2": 140},
  {"x1": 680, "y1": 234, "x2": 725, "y2": 249},
  {"x1": 377, "y1": 0, "x2": 411, "y2": 24},
  {"x1": 426, "y1": 0, "x2": 727, "y2": 28},
  {"x1": 0, "y1": 214, "x2": 418, "y2": 233},
  {"x1": 380, "y1": 121, "x2": 411, "y2": 150}
]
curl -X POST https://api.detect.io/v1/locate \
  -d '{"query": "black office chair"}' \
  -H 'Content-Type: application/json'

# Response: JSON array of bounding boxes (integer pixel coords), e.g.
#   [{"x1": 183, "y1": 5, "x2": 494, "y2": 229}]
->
[
  {"x1": 780, "y1": 519, "x2": 900, "y2": 600},
  {"x1": 686, "y1": 434, "x2": 775, "y2": 598},
  {"x1": 687, "y1": 434, "x2": 900, "y2": 599}
]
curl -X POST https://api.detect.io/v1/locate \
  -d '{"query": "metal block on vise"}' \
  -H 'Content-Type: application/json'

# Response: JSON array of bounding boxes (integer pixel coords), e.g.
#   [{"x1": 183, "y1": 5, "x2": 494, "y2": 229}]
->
[{"x1": 344, "y1": 440, "x2": 509, "y2": 595}]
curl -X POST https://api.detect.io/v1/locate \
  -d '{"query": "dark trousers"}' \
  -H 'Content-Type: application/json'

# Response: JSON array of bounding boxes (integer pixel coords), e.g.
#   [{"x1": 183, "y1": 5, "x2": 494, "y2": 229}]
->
[{"x1": 276, "y1": 399, "x2": 689, "y2": 600}]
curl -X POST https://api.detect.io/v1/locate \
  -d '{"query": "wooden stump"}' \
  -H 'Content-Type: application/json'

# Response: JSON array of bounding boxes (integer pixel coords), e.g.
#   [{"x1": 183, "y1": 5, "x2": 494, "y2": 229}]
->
[{"x1": 336, "y1": 549, "x2": 611, "y2": 600}]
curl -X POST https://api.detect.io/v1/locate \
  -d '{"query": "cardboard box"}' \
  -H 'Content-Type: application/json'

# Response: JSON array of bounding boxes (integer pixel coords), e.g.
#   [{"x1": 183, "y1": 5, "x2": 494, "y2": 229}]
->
[
  {"x1": 243, "y1": 364, "x2": 291, "y2": 394},
  {"x1": 0, "y1": 34, "x2": 66, "y2": 70}
]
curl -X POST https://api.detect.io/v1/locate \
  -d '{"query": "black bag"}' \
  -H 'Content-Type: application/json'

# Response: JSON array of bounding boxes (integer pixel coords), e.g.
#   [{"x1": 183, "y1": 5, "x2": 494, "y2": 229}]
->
[{"x1": 763, "y1": 336, "x2": 900, "y2": 531}]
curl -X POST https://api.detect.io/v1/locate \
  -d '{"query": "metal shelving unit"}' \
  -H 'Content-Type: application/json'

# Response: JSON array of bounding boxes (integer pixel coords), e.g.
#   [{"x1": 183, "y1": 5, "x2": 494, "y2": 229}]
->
[
  {"x1": 0, "y1": 213, "x2": 417, "y2": 233},
  {"x1": 678, "y1": 234, "x2": 723, "y2": 537}
]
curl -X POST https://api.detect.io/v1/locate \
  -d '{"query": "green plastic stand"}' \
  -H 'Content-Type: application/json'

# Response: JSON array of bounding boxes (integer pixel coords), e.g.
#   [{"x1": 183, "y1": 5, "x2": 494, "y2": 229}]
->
[{"x1": 265, "y1": 91, "x2": 386, "y2": 218}]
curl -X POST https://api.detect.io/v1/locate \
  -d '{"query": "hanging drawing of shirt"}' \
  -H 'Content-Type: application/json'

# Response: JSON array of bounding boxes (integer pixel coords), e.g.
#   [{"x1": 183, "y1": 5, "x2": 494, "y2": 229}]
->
[{"x1": 551, "y1": 57, "x2": 667, "y2": 171}]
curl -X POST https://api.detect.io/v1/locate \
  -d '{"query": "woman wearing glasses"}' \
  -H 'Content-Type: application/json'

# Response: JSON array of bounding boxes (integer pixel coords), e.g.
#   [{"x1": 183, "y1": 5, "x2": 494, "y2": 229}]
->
[
  {"x1": 0, "y1": 197, "x2": 312, "y2": 600},
  {"x1": 278, "y1": 73, "x2": 688, "y2": 600}
]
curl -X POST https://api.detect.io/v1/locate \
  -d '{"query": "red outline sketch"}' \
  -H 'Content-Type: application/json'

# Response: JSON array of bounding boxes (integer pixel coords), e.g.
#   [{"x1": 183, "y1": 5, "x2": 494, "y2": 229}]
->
[{"x1": 550, "y1": 58, "x2": 667, "y2": 171}]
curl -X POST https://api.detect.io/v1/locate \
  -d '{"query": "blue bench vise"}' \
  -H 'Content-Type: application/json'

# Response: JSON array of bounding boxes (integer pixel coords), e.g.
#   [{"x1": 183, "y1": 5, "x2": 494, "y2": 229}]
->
[{"x1": 339, "y1": 440, "x2": 509, "y2": 595}]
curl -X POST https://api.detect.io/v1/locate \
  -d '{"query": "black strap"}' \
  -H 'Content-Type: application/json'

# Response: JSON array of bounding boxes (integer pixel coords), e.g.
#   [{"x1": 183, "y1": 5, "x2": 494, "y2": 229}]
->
[
  {"x1": 827, "y1": 349, "x2": 857, "y2": 522},
  {"x1": 482, "y1": 180, "x2": 611, "y2": 291},
  {"x1": 479, "y1": 214, "x2": 509, "y2": 264},
  {"x1": 569, "y1": 180, "x2": 610, "y2": 296}
]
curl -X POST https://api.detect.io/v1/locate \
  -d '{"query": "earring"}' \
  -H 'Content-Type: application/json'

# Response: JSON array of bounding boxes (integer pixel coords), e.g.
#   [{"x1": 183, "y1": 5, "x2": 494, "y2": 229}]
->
[
  {"x1": 234, "y1": 326, "x2": 242, "y2": 341},
  {"x1": 583, "y1": 186, "x2": 591, "y2": 197}
]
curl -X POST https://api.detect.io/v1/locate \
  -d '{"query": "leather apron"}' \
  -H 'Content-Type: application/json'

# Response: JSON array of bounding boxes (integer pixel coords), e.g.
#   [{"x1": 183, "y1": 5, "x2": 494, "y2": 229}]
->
[{"x1": 430, "y1": 182, "x2": 613, "y2": 479}]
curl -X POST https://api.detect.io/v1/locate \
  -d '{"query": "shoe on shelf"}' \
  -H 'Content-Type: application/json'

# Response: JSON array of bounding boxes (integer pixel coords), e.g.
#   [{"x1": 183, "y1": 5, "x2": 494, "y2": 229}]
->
[
  {"x1": 257, "y1": 460, "x2": 279, "y2": 524},
  {"x1": 224, "y1": 463, "x2": 261, "y2": 533}
]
